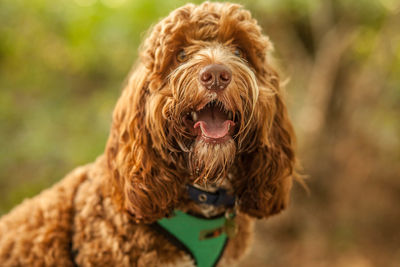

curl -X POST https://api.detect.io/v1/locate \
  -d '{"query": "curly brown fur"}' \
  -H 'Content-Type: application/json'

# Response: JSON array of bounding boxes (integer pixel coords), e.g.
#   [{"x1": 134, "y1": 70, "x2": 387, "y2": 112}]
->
[{"x1": 0, "y1": 2, "x2": 296, "y2": 266}]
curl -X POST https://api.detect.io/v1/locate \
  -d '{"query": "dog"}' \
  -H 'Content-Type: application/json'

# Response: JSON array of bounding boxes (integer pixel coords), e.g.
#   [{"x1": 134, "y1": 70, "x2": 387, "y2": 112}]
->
[{"x1": 0, "y1": 2, "x2": 296, "y2": 266}]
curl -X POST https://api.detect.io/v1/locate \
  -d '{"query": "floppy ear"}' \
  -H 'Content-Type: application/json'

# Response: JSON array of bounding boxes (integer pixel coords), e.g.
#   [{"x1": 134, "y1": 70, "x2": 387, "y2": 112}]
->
[
  {"x1": 234, "y1": 68, "x2": 296, "y2": 219},
  {"x1": 105, "y1": 65, "x2": 184, "y2": 224}
]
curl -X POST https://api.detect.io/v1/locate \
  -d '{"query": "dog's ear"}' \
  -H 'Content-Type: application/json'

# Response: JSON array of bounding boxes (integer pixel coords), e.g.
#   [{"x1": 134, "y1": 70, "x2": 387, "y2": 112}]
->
[
  {"x1": 235, "y1": 66, "x2": 296, "y2": 219},
  {"x1": 105, "y1": 65, "x2": 184, "y2": 224}
]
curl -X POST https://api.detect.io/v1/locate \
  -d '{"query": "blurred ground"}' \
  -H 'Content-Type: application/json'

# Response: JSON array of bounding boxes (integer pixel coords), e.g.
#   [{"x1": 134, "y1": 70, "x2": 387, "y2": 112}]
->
[{"x1": 1, "y1": 0, "x2": 399, "y2": 266}]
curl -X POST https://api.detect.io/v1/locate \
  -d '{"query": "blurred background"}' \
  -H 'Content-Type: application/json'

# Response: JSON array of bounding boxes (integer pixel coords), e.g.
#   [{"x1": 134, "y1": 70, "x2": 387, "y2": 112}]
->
[{"x1": 0, "y1": 0, "x2": 399, "y2": 266}]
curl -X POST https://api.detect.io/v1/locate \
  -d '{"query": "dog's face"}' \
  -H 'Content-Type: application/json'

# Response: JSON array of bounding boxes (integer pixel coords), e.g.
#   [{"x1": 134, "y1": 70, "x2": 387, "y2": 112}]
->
[
  {"x1": 144, "y1": 3, "x2": 278, "y2": 184},
  {"x1": 168, "y1": 43, "x2": 259, "y2": 184},
  {"x1": 106, "y1": 2, "x2": 295, "y2": 223}
]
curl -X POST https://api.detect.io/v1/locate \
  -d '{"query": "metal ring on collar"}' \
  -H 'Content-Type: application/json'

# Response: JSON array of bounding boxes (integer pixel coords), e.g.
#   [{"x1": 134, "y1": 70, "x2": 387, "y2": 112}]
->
[{"x1": 198, "y1": 193, "x2": 208, "y2": 202}]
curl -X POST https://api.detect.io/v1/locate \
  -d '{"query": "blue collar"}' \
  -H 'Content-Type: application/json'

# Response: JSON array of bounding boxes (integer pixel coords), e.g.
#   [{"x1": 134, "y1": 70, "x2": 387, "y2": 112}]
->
[{"x1": 186, "y1": 184, "x2": 236, "y2": 207}]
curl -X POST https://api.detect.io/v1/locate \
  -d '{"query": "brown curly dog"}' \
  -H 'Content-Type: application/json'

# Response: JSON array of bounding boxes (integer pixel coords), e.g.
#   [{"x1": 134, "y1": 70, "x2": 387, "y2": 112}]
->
[{"x1": 0, "y1": 2, "x2": 296, "y2": 266}]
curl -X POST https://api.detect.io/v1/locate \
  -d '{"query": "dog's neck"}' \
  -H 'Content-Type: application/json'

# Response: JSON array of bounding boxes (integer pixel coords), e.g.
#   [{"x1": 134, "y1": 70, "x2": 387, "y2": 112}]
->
[
  {"x1": 191, "y1": 173, "x2": 233, "y2": 193},
  {"x1": 185, "y1": 173, "x2": 235, "y2": 218}
]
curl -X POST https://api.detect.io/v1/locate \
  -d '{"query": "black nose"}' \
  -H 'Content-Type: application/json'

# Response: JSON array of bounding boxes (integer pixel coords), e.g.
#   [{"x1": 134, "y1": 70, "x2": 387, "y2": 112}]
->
[{"x1": 199, "y1": 64, "x2": 232, "y2": 91}]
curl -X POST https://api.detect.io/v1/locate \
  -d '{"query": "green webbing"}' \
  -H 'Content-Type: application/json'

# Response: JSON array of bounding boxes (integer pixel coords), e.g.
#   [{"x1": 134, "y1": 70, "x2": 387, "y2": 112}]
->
[{"x1": 157, "y1": 210, "x2": 228, "y2": 267}]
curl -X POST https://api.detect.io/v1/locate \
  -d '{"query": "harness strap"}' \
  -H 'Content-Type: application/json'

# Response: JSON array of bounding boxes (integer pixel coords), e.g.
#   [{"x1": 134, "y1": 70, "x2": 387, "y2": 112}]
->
[{"x1": 154, "y1": 211, "x2": 229, "y2": 267}]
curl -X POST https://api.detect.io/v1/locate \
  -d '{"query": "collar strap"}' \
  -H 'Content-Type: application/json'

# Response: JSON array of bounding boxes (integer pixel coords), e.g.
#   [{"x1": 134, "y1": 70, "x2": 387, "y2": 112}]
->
[{"x1": 186, "y1": 185, "x2": 236, "y2": 207}]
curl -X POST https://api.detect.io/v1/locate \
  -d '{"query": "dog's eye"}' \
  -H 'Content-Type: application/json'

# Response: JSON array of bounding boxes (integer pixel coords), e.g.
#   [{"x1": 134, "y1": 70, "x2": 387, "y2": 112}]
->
[
  {"x1": 234, "y1": 47, "x2": 244, "y2": 58},
  {"x1": 176, "y1": 50, "x2": 187, "y2": 62}
]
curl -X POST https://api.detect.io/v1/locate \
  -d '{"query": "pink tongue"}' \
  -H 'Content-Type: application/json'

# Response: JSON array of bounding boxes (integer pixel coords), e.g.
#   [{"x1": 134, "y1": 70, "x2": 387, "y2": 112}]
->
[{"x1": 193, "y1": 106, "x2": 235, "y2": 139}]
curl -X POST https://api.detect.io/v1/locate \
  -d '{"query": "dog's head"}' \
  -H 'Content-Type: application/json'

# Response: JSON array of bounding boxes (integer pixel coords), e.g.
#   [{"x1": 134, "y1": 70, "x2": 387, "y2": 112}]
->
[{"x1": 105, "y1": 2, "x2": 295, "y2": 223}]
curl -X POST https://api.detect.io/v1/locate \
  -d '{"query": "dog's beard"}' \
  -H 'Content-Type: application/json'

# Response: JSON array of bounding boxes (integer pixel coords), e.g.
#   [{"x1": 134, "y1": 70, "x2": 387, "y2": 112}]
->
[{"x1": 189, "y1": 138, "x2": 236, "y2": 184}]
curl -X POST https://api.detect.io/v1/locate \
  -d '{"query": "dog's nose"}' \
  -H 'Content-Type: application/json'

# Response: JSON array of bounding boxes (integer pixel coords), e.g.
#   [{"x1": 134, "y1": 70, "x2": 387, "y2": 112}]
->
[{"x1": 199, "y1": 64, "x2": 232, "y2": 91}]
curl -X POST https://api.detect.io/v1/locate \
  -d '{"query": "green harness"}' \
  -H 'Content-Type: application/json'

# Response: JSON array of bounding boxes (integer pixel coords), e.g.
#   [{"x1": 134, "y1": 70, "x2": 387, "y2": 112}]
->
[{"x1": 155, "y1": 210, "x2": 236, "y2": 267}]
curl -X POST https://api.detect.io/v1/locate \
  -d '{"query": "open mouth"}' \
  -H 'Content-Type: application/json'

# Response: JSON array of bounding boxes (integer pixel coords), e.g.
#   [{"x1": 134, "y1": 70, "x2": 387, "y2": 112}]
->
[{"x1": 186, "y1": 100, "x2": 237, "y2": 143}]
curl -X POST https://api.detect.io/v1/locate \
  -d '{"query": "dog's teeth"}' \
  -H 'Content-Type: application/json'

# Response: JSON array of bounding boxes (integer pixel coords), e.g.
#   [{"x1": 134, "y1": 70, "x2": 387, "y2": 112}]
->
[{"x1": 191, "y1": 111, "x2": 198, "y2": 122}]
